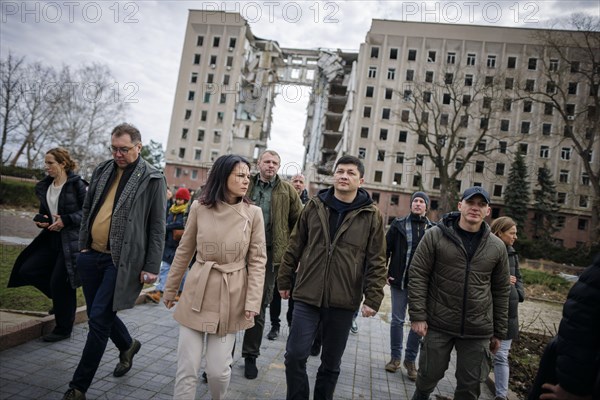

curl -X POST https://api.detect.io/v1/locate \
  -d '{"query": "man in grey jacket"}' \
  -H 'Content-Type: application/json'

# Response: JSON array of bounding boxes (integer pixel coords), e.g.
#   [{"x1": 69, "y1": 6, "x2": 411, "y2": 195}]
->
[
  {"x1": 63, "y1": 123, "x2": 166, "y2": 400},
  {"x1": 408, "y1": 186, "x2": 510, "y2": 400}
]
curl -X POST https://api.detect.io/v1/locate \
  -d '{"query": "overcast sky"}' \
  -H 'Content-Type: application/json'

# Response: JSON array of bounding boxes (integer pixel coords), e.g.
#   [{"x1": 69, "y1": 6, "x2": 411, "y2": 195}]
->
[{"x1": 2, "y1": 0, "x2": 598, "y2": 167}]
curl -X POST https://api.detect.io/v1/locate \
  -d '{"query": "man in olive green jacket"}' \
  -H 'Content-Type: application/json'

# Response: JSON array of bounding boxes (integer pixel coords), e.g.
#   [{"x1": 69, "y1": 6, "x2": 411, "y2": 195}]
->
[
  {"x1": 241, "y1": 150, "x2": 302, "y2": 379},
  {"x1": 408, "y1": 186, "x2": 510, "y2": 400},
  {"x1": 278, "y1": 155, "x2": 387, "y2": 400}
]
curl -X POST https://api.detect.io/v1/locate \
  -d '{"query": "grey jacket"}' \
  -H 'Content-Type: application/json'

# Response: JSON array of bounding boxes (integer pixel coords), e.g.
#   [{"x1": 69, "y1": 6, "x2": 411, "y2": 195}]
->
[
  {"x1": 79, "y1": 158, "x2": 167, "y2": 311},
  {"x1": 408, "y1": 212, "x2": 510, "y2": 339}
]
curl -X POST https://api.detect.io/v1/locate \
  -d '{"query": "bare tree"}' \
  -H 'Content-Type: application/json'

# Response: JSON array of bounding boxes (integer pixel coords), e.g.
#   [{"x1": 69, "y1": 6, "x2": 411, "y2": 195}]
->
[
  {"x1": 522, "y1": 14, "x2": 600, "y2": 244},
  {"x1": 397, "y1": 64, "x2": 513, "y2": 213},
  {"x1": 0, "y1": 52, "x2": 25, "y2": 165},
  {"x1": 53, "y1": 63, "x2": 128, "y2": 167},
  {"x1": 10, "y1": 62, "x2": 61, "y2": 168}
]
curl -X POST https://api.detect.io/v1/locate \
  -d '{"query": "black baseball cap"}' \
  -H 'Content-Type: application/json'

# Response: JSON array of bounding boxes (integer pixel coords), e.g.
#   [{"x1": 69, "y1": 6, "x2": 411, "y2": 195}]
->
[{"x1": 461, "y1": 186, "x2": 490, "y2": 204}]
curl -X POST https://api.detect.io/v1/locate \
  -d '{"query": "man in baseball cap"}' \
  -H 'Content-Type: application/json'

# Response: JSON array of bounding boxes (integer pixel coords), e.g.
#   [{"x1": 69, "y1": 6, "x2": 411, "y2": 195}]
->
[
  {"x1": 408, "y1": 185, "x2": 509, "y2": 400},
  {"x1": 461, "y1": 186, "x2": 490, "y2": 204}
]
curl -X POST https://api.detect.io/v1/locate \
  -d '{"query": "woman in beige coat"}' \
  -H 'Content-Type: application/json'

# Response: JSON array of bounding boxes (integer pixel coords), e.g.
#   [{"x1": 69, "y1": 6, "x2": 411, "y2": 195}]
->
[{"x1": 164, "y1": 154, "x2": 266, "y2": 399}]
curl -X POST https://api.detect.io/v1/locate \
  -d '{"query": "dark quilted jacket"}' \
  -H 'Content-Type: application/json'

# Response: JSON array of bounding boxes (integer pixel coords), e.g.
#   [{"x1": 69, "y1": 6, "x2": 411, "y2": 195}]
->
[{"x1": 408, "y1": 212, "x2": 510, "y2": 339}]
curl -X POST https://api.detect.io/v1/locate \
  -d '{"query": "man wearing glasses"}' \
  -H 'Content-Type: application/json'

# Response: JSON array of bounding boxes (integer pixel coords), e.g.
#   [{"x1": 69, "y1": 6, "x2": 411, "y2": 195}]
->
[{"x1": 63, "y1": 123, "x2": 166, "y2": 400}]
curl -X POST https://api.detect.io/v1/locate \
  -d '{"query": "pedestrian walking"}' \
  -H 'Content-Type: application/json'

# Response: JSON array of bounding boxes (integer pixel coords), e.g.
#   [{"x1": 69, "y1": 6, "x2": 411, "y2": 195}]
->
[
  {"x1": 163, "y1": 154, "x2": 266, "y2": 399},
  {"x1": 241, "y1": 150, "x2": 302, "y2": 379},
  {"x1": 385, "y1": 191, "x2": 434, "y2": 380},
  {"x1": 278, "y1": 155, "x2": 387, "y2": 400},
  {"x1": 490, "y1": 217, "x2": 524, "y2": 400},
  {"x1": 62, "y1": 123, "x2": 167, "y2": 400},
  {"x1": 408, "y1": 186, "x2": 510, "y2": 400},
  {"x1": 8, "y1": 147, "x2": 87, "y2": 342}
]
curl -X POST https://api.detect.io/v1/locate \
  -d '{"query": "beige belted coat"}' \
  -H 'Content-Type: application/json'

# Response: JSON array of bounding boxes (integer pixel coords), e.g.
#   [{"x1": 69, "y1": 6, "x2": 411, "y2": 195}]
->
[{"x1": 164, "y1": 200, "x2": 266, "y2": 336}]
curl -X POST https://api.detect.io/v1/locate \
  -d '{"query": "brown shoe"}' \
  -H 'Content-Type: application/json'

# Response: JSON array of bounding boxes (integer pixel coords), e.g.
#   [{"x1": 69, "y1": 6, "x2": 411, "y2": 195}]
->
[
  {"x1": 385, "y1": 358, "x2": 401, "y2": 372},
  {"x1": 145, "y1": 290, "x2": 162, "y2": 304},
  {"x1": 404, "y1": 360, "x2": 418, "y2": 381}
]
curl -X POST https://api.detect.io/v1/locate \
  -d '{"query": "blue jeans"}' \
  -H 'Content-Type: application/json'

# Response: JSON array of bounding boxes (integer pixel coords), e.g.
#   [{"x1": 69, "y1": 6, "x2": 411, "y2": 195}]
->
[
  {"x1": 284, "y1": 301, "x2": 354, "y2": 400},
  {"x1": 70, "y1": 250, "x2": 133, "y2": 392},
  {"x1": 390, "y1": 286, "x2": 420, "y2": 361},
  {"x1": 156, "y1": 260, "x2": 186, "y2": 292},
  {"x1": 493, "y1": 339, "x2": 512, "y2": 398}
]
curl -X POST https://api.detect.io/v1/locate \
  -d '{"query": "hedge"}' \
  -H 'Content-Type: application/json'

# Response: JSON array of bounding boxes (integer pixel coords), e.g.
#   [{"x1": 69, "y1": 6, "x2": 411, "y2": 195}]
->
[
  {"x1": 0, "y1": 179, "x2": 38, "y2": 208},
  {"x1": 0, "y1": 165, "x2": 44, "y2": 180}
]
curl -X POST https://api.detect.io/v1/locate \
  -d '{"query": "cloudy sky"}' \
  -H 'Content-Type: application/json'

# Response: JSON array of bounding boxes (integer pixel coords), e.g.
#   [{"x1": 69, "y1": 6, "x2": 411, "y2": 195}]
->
[{"x1": 2, "y1": 0, "x2": 598, "y2": 167}]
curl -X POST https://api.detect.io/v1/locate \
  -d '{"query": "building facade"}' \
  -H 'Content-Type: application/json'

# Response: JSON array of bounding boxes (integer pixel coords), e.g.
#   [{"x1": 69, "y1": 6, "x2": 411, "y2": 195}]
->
[
  {"x1": 341, "y1": 20, "x2": 597, "y2": 247},
  {"x1": 165, "y1": 12, "x2": 598, "y2": 248}
]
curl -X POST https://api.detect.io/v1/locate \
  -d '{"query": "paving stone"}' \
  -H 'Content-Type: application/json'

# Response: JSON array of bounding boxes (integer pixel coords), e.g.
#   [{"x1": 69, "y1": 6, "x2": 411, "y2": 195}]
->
[{"x1": 0, "y1": 301, "x2": 495, "y2": 399}]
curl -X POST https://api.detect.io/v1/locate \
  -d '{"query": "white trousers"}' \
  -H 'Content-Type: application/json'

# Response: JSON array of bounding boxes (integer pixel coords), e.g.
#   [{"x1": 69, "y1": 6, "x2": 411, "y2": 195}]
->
[{"x1": 174, "y1": 324, "x2": 236, "y2": 400}]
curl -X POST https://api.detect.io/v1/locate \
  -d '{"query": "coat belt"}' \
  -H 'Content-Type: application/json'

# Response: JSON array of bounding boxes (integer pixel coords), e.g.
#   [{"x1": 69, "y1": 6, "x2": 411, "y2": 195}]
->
[{"x1": 191, "y1": 259, "x2": 246, "y2": 335}]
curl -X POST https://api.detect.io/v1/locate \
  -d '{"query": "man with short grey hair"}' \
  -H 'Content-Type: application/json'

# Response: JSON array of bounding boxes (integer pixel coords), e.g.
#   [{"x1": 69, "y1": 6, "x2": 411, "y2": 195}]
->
[{"x1": 242, "y1": 150, "x2": 302, "y2": 379}]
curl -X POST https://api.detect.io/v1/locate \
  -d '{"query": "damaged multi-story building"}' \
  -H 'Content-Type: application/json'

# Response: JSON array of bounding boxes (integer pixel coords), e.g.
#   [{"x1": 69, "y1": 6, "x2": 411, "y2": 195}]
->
[{"x1": 164, "y1": 10, "x2": 598, "y2": 248}]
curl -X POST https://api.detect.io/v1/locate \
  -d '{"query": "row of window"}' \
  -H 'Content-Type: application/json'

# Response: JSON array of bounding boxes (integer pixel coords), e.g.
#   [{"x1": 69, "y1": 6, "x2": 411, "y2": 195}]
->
[
  {"x1": 196, "y1": 35, "x2": 237, "y2": 50},
  {"x1": 187, "y1": 90, "x2": 228, "y2": 104},
  {"x1": 176, "y1": 147, "x2": 220, "y2": 163},
  {"x1": 192, "y1": 53, "x2": 235, "y2": 68},
  {"x1": 184, "y1": 109, "x2": 226, "y2": 122},
  {"x1": 366, "y1": 66, "x2": 599, "y2": 97},
  {"x1": 360, "y1": 126, "x2": 580, "y2": 161},
  {"x1": 190, "y1": 72, "x2": 231, "y2": 85},
  {"x1": 181, "y1": 127, "x2": 222, "y2": 143},
  {"x1": 358, "y1": 143, "x2": 585, "y2": 170},
  {"x1": 369, "y1": 46, "x2": 587, "y2": 74},
  {"x1": 368, "y1": 172, "x2": 591, "y2": 211},
  {"x1": 362, "y1": 106, "x2": 587, "y2": 135}
]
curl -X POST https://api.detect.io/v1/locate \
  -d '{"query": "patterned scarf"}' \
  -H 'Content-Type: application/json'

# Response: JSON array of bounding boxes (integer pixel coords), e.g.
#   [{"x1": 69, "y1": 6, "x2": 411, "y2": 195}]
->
[{"x1": 89, "y1": 160, "x2": 146, "y2": 267}]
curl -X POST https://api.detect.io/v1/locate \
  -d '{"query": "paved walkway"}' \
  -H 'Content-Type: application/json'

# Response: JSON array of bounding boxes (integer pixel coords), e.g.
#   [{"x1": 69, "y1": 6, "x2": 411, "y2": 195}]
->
[{"x1": 0, "y1": 298, "x2": 495, "y2": 400}]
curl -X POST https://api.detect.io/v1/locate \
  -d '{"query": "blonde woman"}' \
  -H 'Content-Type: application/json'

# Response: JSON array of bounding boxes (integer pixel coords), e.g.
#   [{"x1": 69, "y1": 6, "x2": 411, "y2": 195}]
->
[
  {"x1": 164, "y1": 154, "x2": 266, "y2": 399},
  {"x1": 490, "y1": 216, "x2": 525, "y2": 400}
]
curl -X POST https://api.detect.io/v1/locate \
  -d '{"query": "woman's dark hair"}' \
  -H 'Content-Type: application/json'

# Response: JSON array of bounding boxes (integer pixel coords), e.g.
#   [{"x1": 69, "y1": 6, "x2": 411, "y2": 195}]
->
[{"x1": 200, "y1": 154, "x2": 251, "y2": 207}]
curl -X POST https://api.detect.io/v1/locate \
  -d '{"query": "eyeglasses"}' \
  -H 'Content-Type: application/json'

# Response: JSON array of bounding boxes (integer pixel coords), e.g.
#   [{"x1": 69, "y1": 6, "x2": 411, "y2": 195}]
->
[{"x1": 109, "y1": 144, "x2": 138, "y2": 155}]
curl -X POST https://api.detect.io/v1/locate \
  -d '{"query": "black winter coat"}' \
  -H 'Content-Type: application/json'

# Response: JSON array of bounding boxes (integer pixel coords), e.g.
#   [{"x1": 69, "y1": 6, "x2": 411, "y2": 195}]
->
[
  {"x1": 8, "y1": 172, "x2": 88, "y2": 292},
  {"x1": 554, "y1": 254, "x2": 600, "y2": 396},
  {"x1": 162, "y1": 209, "x2": 185, "y2": 264},
  {"x1": 506, "y1": 246, "x2": 525, "y2": 339},
  {"x1": 529, "y1": 254, "x2": 600, "y2": 399},
  {"x1": 386, "y1": 214, "x2": 433, "y2": 290}
]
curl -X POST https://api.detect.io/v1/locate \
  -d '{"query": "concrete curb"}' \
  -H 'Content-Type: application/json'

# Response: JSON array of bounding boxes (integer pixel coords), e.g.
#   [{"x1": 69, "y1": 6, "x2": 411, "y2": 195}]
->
[
  {"x1": 0, "y1": 305, "x2": 88, "y2": 351},
  {"x1": 0, "y1": 288, "x2": 155, "y2": 352}
]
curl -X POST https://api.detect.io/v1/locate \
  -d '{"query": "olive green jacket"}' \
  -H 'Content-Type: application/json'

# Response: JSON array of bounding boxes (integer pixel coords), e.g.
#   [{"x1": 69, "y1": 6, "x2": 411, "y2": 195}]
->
[
  {"x1": 278, "y1": 188, "x2": 387, "y2": 312},
  {"x1": 408, "y1": 212, "x2": 510, "y2": 339},
  {"x1": 248, "y1": 174, "x2": 302, "y2": 265}
]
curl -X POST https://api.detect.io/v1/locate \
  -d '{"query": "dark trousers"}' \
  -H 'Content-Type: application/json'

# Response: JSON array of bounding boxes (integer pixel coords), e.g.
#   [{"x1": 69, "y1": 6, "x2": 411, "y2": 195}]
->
[
  {"x1": 285, "y1": 273, "x2": 296, "y2": 327},
  {"x1": 270, "y1": 279, "x2": 282, "y2": 329},
  {"x1": 285, "y1": 301, "x2": 354, "y2": 400},
  {"x1": 242, "y1": 250, "x2": 274, "y2": 358},
  {"x1": 70, "y1": 251, "x2": 132, "y2": 392},
  {"x1": 18, "y1": 233, "x2": 76, "y2": 335}
]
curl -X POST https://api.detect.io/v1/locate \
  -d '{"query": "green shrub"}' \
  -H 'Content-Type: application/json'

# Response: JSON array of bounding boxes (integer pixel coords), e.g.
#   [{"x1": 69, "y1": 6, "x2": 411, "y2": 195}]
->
[
  {"x1": 516, "y1": 238, "x2": 597, "y2": 268},
  {"x1": 0, "y1": 179, "x2": 38, "y2": 208},
  {"x1": 0, "y1": 165, "x2": 44, "y2": 180},
  {"x1": 520, "y1": 268, "x2": 572, "y2": 294}
]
